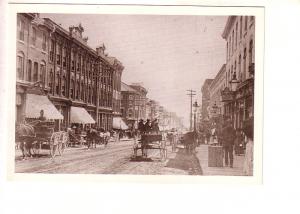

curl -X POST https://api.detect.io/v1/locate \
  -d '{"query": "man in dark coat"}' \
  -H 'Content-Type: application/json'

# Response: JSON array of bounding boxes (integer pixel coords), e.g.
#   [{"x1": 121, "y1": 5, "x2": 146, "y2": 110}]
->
[
  {"x1": 220, "y1": 119, "x2": 236, "y2": 167},
  {"x1": 138, "y1": 119, "x2": 145, "y2": 134},
  {"x1": 144, "y1": 119, "x2": 151, "y2": 133}
]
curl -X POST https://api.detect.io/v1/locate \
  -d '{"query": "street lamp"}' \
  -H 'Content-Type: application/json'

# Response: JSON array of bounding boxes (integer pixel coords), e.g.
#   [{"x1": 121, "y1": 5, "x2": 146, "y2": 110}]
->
[
  {"x1": 193, "y1": 101, "x2": 199, "y2": 132},
  {"x1": 229, "y1": 72, "x2": 239, "y2": 92}
]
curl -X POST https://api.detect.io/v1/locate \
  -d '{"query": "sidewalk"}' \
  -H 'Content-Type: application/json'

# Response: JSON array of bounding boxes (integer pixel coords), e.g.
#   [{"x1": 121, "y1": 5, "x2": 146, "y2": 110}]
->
[{"x1": 195, "y1": 144, "x2": 245, "y2": 176}]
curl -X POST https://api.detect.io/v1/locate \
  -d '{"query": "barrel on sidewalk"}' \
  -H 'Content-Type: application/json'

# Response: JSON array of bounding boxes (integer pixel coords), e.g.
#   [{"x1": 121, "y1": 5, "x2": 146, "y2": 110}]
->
[{"x1": 208, "y1": 145, "x2": 223, "y2": 167}]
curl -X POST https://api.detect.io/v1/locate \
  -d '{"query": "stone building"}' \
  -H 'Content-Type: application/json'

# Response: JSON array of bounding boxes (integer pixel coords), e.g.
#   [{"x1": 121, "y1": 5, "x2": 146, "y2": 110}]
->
[{"x1": 221, "y1": 16, "x2": 255, "y2": 129}]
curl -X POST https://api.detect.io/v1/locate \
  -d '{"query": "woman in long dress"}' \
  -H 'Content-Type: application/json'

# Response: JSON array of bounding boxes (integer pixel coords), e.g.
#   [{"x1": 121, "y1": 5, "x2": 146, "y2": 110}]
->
[{"x1": 243, "y1": 123, "x2": 254, "y2": 176}]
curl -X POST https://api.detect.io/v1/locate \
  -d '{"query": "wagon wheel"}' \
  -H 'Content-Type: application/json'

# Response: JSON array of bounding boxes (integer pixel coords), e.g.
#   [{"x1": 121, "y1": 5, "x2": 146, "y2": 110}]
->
[{"x1": 32, "y1": 141, "x2": 41, "y2": 156}]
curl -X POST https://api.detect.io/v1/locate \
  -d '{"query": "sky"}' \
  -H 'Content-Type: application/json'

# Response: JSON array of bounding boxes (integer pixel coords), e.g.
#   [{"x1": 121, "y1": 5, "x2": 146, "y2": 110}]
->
[{"x1": 41, "y1": 14, "x2": 227, "y2": 127}]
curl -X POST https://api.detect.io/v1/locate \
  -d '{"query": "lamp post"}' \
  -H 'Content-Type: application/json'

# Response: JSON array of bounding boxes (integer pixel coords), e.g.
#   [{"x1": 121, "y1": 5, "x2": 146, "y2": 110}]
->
[
  {"x1": 229, "y1": 72, "x2": 239, "y2": 128},
  {"x1": 193, "y1": 101, "x2": 199, "y2": 132}
]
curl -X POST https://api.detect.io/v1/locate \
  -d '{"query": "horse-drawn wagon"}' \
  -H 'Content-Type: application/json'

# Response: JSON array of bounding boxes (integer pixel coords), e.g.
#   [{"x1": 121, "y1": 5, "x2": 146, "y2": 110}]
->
[
  {"x1": 16, "y1": 121, "x2": 69, "y2": 159},
  {"x1": 133, "y1": 132, "x2": 167, "y2": 160}
]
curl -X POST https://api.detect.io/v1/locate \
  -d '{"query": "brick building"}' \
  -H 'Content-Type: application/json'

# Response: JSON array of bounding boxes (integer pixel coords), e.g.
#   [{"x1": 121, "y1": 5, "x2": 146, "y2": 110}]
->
[{"x1": 16, "y1": 13, "x2": 123, "y2": 131}]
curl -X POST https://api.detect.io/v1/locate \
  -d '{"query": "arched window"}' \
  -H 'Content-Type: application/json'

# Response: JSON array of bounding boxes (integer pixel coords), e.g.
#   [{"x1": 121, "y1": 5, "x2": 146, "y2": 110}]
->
[
  {"x1": 81, "y1": 82, "x2": 84, "y2": 100},
  {"x1": 76, "y1": 81, "x2": 80, "y2": 100},
  {"x1": 40, "y1": 61, "x2": 46, "y2": 86},
  {"x1": 27, "y1": 59, "x2": 32, "y2": 81},
  {"x1": 70, "y1": 79, "x2": 75, "y2": 99},
  {"x1": 55, "y1": 73, "x2": 60, "y2": 95},
  {"x1": 17, "y1": 52, "x2": 25, "y2": 80},
  {"x1": 48, "y1": 69, "x2": 53, "y2": 93},
  {"x1": 33, "y1": 62, "x2": 38, "y2": 82},
  {"x1": 61, "y1": 76, "x2": 66, "y2": 96}
]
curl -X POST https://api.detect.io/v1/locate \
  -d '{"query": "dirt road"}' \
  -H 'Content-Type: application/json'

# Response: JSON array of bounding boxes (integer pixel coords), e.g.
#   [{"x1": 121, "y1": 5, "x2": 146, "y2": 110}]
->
[{"x1": 15, "y1": 140, "x2": 202, "y2": 175}]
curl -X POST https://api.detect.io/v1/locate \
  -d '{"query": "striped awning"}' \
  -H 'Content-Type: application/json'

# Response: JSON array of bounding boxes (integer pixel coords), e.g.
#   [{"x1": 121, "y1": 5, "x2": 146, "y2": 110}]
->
[
  {"x1": 25, "y1": 94, "x2": 63, "y2": 120},
  {"x1": 70, "y1": 106, "x2": 95, "y2": 124},
  {"x1": 113, "y1": 117, "x2": 128, "y2": 130}
]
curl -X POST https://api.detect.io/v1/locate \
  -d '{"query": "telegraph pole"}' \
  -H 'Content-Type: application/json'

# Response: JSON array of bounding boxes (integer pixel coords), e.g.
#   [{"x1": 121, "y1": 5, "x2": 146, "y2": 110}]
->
[{"x1": 187, "y1": 89, "x2": 196, "y2": 131}]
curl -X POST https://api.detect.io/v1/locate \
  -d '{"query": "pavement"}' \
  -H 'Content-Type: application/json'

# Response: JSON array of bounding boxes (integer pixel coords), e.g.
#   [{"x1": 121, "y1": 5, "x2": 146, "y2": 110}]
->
[{"x1": 195, "y1": 144, "x2": 245, "y2": 176}]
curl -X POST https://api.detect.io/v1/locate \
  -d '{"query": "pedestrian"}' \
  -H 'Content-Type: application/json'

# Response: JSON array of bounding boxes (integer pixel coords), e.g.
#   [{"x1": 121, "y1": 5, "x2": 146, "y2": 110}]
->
[
  {"x1": 243, "y1": 120, "x2": 254, "y2": 176},
  {"x1": 138, "y1": 119, "x2": 145, "y2": 134},
  {"x1": 38, "y1": 109, "x2": 46, "y2": 121},
  {"x1": 144, "y1": 119, "x2": 151, "y2": 133},
  {"x1": 220, "y1": 118, "x2": 236, "y2": 168},
  {"x1": 234, "y1": 129, "x2": 243, "y2": 155},
  {"x1": 151, "y1": 118, "x2": 160, "y2": 133}
]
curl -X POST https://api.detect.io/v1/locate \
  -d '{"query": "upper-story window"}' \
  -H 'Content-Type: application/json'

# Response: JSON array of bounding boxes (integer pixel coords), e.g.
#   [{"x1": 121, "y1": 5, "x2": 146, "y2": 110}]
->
[
  {"x1": 27, "y1": 60, "x2": 32, "y2": 81},
  {"x1": 33, "y1": 62, "x2": 38, "y2": 82},
  {"x1": 249, "y1": 40, "x2": 253, "y2": 65},
  {"x1": 55, "y1": 73, "x2": 60, "y2": 95},
  {"x1": 240, "y1": 17, "x2": 243, "y2": 39},
  {"x1": 40, "y1": 61, "x2": 46, "y2": 86},
  {"x1": 42, "y1": 33, "x2": 47, "y2": 51},
  {"x1": 32, "y1": 28, "x2": 37, "y2": 46},
  {"x1": 245, "y1": 16, "x2": 248, "y2": 31},
  {"x1": 17, "y1": 52, "x2": 24, "y2": 80},
  {"x1": 56, "y1": 43, "x2": 61, "y2": 65},
  {"x1": 70, "y1": 80, "x2": 75, "y2": 98},
  {"x1": 18, "y1": 19, "x2": 25, "y2": 41},
  {"x1": 235, "y1": 23, "x2": 238, "y2": 47},
  {"x1": 49, "y1": 40, "x2": 54, "y2": 62},
  {"x1": 62, "y1": 47, "x2": 67, "y2": 68},
  {"x1": 48, "y1": 69, "x2": 53, "y2": 93},
  {"x1": 232, "y1": 30, "x2": 234, "y2": 53},
  {"x1": 228, "y1": 37, "x2": 231, "y2": 57},
  {"x1": 61, "y1": 76, "x2": 66, "y2": 96}
]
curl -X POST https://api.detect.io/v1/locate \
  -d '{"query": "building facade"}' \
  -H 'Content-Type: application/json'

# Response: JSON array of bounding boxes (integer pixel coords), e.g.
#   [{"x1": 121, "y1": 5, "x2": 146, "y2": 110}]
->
[
  {"x1": 16, "y1": 13, "x2": 123, "y2": 131},
  {"x1": 200, "y1": 79, "x2": 213, "y2": 122},
  {"x1": 208, "y1": 64, "x2": 226, "y2": 118},
  {"x1": 221, "y1": 16, "x2": 255, "y2": 129}
]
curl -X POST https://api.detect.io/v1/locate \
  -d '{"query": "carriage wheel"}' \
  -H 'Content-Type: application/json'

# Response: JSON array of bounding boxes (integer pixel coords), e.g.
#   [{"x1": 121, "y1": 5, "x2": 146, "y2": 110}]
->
[
  {"x1": 32, "y1": 141, "x2": 41, "y2": 156},
  {"x1": 50, "y1": 144, "x2": 57, "y2": 158},
  {"x1": 58, "y1": 143, "x2": 66, "y2": 156}
]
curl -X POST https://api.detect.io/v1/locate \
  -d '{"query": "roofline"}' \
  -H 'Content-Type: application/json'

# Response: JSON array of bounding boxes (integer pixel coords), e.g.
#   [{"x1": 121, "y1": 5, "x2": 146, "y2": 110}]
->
[
  {"x1": 209, "y1": 64, "x2": 226, "y2": 89},
  {"x1": 222, "y1": 16, "x2": 237, "y2": 39}
]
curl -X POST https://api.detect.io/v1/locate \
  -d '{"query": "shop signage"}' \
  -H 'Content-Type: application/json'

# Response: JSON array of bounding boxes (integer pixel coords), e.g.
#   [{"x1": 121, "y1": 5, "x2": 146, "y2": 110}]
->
[{"x1": 221, "y1": 87, "x2": 234, "y2": 102}]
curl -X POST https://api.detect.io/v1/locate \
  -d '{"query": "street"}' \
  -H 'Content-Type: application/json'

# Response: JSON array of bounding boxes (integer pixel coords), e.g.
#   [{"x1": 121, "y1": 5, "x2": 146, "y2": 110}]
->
[{"x1": 15, "y1": 140, "x2": 202, "y2": 175}]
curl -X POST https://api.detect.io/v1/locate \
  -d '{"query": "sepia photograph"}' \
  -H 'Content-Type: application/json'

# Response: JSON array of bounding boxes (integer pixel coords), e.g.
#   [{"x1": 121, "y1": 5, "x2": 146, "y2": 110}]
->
[{"x1": 12, "y1": 6, "x2": 263, "y2": 179}]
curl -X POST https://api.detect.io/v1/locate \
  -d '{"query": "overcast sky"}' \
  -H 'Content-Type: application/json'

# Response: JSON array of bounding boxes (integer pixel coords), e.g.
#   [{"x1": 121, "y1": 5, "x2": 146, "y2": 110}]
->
[{"x1": 41, "y1": 14, "x2": 227, "y2": 127}]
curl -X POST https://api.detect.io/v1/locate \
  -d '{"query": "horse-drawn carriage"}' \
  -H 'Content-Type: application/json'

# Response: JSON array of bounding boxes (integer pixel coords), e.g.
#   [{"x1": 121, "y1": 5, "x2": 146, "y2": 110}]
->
[
  {"x1": 16, "y1": 120, "x2": 69, "y2": 159},
  {"x1": 133, "y1": 132, "x2": 167, "y2": 160}
]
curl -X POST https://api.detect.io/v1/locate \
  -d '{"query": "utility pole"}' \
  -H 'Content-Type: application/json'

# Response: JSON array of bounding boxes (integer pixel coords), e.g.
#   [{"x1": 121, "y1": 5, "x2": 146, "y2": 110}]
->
[{"x1": 187, "y1": 89, "x2": 196, "y2": 131}]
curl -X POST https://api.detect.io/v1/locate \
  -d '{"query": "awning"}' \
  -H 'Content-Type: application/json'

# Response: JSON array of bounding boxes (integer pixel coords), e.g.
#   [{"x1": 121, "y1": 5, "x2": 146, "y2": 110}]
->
[
  {"x1": 25, "y1": 94, "x2": 63, "y2": 120},
  {"x1": 113, "y1": 117, "x2": 128, "y2": 130},
  {"x1": 70, "y1": 106, "x2": 95, "y2": 124}
]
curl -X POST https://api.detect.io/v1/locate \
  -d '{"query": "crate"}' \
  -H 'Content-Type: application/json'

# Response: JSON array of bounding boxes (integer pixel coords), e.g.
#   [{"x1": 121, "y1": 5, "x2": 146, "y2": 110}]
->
[{"x1": 208, "y1": 146, "x2": 223, "y2": 167}]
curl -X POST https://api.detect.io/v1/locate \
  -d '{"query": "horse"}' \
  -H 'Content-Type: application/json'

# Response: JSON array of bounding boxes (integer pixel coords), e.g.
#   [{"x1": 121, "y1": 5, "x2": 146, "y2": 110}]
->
[
  {"x1": 15, "y1": 122, "x2": 37, "y2": 159},
  {"x1": 182, "y1": 131, "x2": 198, "y2": 154}
]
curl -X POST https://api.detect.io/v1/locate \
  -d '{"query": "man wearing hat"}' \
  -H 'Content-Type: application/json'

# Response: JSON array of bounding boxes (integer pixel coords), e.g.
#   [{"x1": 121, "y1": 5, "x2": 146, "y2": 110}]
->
[{"x1": 220, "y1": 118, "x2": 236, "y2": 167}]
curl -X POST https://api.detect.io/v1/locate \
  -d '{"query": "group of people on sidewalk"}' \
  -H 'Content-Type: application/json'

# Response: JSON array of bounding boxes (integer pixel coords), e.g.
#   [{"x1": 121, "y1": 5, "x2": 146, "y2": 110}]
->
[{"x1": 210, "y1": 117, "x2": 254, "y2": 176}]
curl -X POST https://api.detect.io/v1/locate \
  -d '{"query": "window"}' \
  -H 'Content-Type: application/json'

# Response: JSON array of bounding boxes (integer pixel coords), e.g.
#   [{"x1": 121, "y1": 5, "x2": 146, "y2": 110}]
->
[
  {"x1": 49, "y1": 69, "x2": 53, "y2": 92},
  {"x1": 62, "y1": 47, "x2": 67, "y2": 68},
  {"x1": 238, "y1": 55, "x2": 242, "y2": 81},
  {"x1": 228, "y1": 37, "x2": 231, "y2": 57},
  {"x1": 40, "y1": 61, "x2": 46, "y2": 85},
  {"x1": 61, "y1": 77, "x2": 66, "y2": 96},
  {"x1": 81, "y1": 83, "x2": 84, "y2": 100},
  {"x1": 32, "y1": 28, "x2": 37, "y2": 46},
  {"x1": 245, "y1": 16, "x2": 248, "y2": 31},
  {"x1": 70, "y1": 80, "x2": 75, "y2": 98},
  {"x1": 76, "y1": 81, "x2": 80, "y2": 100},
  {"x1": 226, "y1": 42, "x2": 228, "y2": 61},
  {"x1": 128, "y1": 109, "x2": 133, "y2": 118},
  {"x1": 249, "y1": 40, "x2": 253, "y2": 65},
  {"x1": 71, "y1": 51, "x2": 75, "y2": 70},
  {"x1": 17, "y1": 53, "x2": 24, "y2": 80},
  {"x1": 55, "y1": 73, "x2": 60, "y2": 95},
  {"x1": 33, "y1": 62, "x2": 38, "y2": 82},
  {"x1": 240, "y1": 17, "x2": 243, "y2": 39},
  {"x1": 18, "y1": 19, "x2": 25, "y2": 41},
  {"x1": 27, "y1": 60, "x2": 32, "y2": 81},
  {"x1": 49, "y1": 40, "x2": 54, "y2": 62},
  {"x1": 42, "y1": 33, "x2": 47, "y2": 51},
  {"x1": 56, "y1": 43, "x2": 61, "y2": 65},
  {"x1": 232, "y1": 30, "x2": 234, "y2": 53}
]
